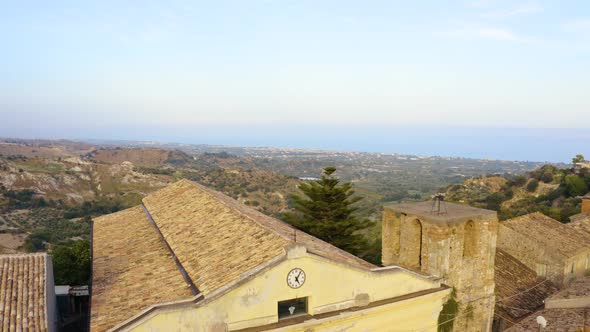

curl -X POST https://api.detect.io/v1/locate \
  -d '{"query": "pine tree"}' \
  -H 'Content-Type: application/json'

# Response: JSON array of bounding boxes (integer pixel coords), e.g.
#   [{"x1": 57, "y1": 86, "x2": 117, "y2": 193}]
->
[{"x1": 283, "y1": 166, "x2": 371, "y2": 256}]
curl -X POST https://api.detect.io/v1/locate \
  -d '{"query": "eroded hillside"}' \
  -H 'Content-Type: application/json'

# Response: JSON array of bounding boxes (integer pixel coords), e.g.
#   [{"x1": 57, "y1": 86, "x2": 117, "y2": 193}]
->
[
  {"x1": 0, "y1": 143, "x2": 300, "y2": 254},
  {"x1": 445, "y1": 164, "x2": 588, "y2": 221}
]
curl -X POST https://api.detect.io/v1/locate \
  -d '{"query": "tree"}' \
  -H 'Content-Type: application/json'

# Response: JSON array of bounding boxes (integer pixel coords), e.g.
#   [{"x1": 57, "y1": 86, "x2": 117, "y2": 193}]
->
[
  {"x1": 564, "y1": 175, "x2": 588, "y2": 197},
  {"x1": 51, "y1": 240, "x2": 91, "y2": 285},
  {"x1": 283, "y1": 167, "x2": 371, "y2": 256},
  {"x1": 573, "y1": 154, "x2": 586, "y2": 164}
]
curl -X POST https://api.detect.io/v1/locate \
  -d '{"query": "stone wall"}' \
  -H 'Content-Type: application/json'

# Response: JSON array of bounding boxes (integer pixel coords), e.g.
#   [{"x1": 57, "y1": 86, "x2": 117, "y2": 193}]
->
[
  {"x1": 382, "y1": 210, "x2": 498, "y2": 332},
  {"x1": 382, "y1": 208, "x2": 400, "y2": 266},
  {"x1": 565, "y1": 252, "x2": 590, "y2": 286}
]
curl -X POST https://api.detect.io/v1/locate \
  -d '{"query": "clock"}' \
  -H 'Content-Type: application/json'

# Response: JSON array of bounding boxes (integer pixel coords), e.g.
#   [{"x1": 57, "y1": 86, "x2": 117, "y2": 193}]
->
[{"x1": 287, "y1": 268, "x2": 306, "y2": 289}]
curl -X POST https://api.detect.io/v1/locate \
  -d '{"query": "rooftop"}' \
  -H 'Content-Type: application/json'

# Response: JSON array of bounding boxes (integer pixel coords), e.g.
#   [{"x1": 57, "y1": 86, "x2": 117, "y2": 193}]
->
[
  {"x1": 567, "y1": 212, "x2": 590, "y2": 234},
  {"x1": 505, "y1": 278, "x2": 590, "y2": 332},
  {"x1": 494, "y1": 249, "x2": 558, "y2": 320},
  {"x1": 91, "y1": 179, "x2": 376, "y2": 331},
  {"x1": 547, "y1": 277, "x2": 590, "y2": 301},
  {"x1": 91, "y1": 206, "x2": 193, "y2": 332},
  {"x1": 504, "y1": 308, "x2": 590, "y2": 332},
  {"x1": 501, "y1": 212, "x2": 590, "y2": 258},
  {"x1": 383, "y1": 200, "x2": 497, "y2": 225},
  {"x1": 0, "y1": 253, "x2": 50, "y2": 331}
]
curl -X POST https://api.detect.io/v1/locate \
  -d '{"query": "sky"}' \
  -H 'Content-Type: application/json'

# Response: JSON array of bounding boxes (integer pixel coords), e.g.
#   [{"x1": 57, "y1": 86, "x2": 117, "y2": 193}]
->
[{"x1": 0, "y1": 0, "x2": 589, "y2": 162}]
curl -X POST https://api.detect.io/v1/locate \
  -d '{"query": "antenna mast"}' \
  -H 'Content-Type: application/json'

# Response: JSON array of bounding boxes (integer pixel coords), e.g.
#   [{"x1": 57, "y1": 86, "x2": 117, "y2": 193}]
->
[{"x1": 431, "y1": 193, "x2": 447, "y2": 215}]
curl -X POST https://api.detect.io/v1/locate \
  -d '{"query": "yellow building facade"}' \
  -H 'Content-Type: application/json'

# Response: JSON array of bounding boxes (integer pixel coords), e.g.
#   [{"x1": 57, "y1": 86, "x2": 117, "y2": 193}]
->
[
  {"x1": 120, "y1": 246, "x2": 450, "y2": 331},
  {"x1": 91, "y1": 180, "x2": 451, "y2": 332}
]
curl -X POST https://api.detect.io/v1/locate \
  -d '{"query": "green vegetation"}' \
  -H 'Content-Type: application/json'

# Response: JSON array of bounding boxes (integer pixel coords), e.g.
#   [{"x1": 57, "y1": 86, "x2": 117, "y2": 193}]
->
[
  {"x1": 0, "y1": 187, "x2": 55, "y2": 211},
  {"x1": 573, "y1": 154, "x2": 585, "y2": 164},
  {"x1": 445, "y1": 157, "x2": 590, "y2": 222},
  {"x1": 24, "y1": 218, "x2": 91, "y2": 252},
  {"x1": 282, "y1": 167, "x2": 372, "y2": 260},
  {"x1": 62, "y1": 198, "x2": 125, "y2": 219},
  {"x1": 526, "y1": 179, "x2": 539, "y2": 192},
  {"x1": 565, "y1": 174, "x2": 588, "y2": 197},
  {"x1": 438, "y1": 289, "x2": 459, "y2": 332},
  {"x1": 51, "y1": 240, "x2": 91, "y2": 285}
]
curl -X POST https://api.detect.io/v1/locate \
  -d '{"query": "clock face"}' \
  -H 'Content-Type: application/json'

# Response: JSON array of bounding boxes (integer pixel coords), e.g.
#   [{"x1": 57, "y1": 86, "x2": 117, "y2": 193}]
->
[{"x1": 287, "y1": 268, "x2": 306, "y2": 289}]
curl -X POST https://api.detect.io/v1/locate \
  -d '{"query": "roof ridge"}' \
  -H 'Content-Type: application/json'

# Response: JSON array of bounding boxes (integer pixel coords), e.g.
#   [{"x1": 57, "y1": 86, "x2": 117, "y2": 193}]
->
[
  {"x1": 0, "y1": 252, "x2": 47, "y2": 258},
  {"x1": 140, "y1": 203, "x2": 199, "y2": 295}
]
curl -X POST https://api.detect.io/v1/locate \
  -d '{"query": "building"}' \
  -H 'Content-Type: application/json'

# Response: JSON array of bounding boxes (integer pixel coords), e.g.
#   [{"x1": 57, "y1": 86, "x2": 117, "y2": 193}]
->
[
  {"x1": 573, "y1": 161, "x2": 590, "y2": 173},
  {"x1": 0, "y1": 253, "x2": 57, "y2": 332},
  {"x1": 382, "y1": 200, "x2": 498, "y2": 332},
  {"x1": 493, "y1": 249, "x2": 558, "y2": 331},
  {"x1": 498, "y1": 212, "x2": 590, "y2": 288},
  {"x1": 568, "y1": 194, "x2": 590, "y2": 228},
  {"x1": 90, "y1": 179, "x2": 451, "y2": 332},
  {"x1": 505, "y1": 277, "x2": 590, "y2": 331},
  {"x1": 56, "y1": 285, "x2": 90, "y2": 331}
]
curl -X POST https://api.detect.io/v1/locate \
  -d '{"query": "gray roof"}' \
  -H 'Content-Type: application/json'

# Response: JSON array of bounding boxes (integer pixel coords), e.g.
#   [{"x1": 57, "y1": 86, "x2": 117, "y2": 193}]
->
[{"x1": 383, "y1": 201, "x2": 497, "y2": 225}]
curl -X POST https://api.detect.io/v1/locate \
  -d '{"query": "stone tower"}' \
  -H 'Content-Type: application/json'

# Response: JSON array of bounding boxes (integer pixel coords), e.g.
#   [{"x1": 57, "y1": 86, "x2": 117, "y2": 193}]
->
[{"x1": 382, "y1": 200, "x2": 498, "y2": 332}]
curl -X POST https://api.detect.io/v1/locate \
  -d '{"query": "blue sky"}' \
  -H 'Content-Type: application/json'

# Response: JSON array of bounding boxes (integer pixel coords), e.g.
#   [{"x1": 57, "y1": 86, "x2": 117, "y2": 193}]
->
[{"x1": 1, "y1": 1, "x2": 589, "y2": 161}]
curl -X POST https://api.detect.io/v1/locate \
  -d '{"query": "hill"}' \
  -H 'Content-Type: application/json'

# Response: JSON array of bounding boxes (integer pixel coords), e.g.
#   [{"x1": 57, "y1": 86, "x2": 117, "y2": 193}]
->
[
  {"x1": 0, "y1": 137, "x2": 551, "y2": 280},
  {"x1": 0, "y1": 143, "x2": 300, "y2": 257},
  {"x1": 445, "y1": 163, "x2": 589, "y2": 222},
  {"x1": 86, "y1": 148, "x2": 193, "y2": 166}
]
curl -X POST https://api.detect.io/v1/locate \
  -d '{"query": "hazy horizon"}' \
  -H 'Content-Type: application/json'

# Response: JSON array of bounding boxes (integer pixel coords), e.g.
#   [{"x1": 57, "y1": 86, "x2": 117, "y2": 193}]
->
[
  {"x1": 1, "y1": 1, "x2": 589, "y2": 163},
  {"x1": 1, "y1": 126, "x2": 587, "y2": 163}
]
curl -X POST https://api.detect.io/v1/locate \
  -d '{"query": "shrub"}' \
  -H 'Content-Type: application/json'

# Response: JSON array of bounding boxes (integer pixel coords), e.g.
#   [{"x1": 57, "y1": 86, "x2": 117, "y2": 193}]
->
[{"x1": 526, "y1": 179, "x2": 539, "y2": 192}]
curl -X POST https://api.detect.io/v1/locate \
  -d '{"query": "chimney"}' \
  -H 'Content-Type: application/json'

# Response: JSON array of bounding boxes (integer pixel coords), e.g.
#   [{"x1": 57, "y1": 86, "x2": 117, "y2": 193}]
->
[{"x1": 583, "y1": 195, "x2": 590, "y2": 214}]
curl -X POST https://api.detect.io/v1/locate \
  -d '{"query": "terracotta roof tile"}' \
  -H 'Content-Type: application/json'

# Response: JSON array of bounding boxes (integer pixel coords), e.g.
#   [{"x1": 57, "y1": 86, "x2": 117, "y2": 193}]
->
[
  {"x1": 494, "y1": 249, "x2": 558, "y2": 320},
  {"x1": 502, "y1": 212, "x2": 590, "y2": 258},
  {"x1": 91, "y1": 206, "x2": 193, "y2": 332},
  {"x1": 0, "y1": 253, "x2": 49, "y2": 332}
]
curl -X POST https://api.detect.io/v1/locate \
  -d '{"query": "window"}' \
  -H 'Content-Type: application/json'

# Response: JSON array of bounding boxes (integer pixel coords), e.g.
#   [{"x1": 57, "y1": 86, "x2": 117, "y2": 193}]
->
[
  {"x1": 406, "y1": 219, "x2": 422, "y2": 269},
  {"x1": 278, "y1": 297, "x2": 308, "y2": 320}
]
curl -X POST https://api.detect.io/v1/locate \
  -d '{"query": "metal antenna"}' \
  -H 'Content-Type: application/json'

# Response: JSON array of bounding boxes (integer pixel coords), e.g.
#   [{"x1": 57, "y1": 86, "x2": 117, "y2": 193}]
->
[{"x1": 431, "y1": 193, "x2": 447, "y2": 215}]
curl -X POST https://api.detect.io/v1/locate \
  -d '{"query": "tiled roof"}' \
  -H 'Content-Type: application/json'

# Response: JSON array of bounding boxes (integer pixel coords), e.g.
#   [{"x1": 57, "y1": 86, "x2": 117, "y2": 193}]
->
[
  {"x1": 91, "y1": 179, "x2": 375, "y2": 331},
  {"x1": 91, "y1": 206, "x2": 193, "y2": 332},
  {"x1": 568, "y1": 212, "x2": 590, "y2": 228},
  {"x1": 494, "y1": 249, "x2": 558, "y2": 320},
  {"x1": 142, "y1": 180, "x2": 375, "y2": 294},
  {"x1": 547, "y1": 276, "x2": 590, "y2": 301},
  {"x1": 502, "y1": 212, "x2": 590, "y2": 258},
  {"x1": 0, "y1": 253, "x2": 49, "y2": 331},
  {"x1": 504, "y1": 308, "x2": 590, "y2": 332},
  {"x1": 506, "y1": 277, "x2": 590, "y2": 331}
]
